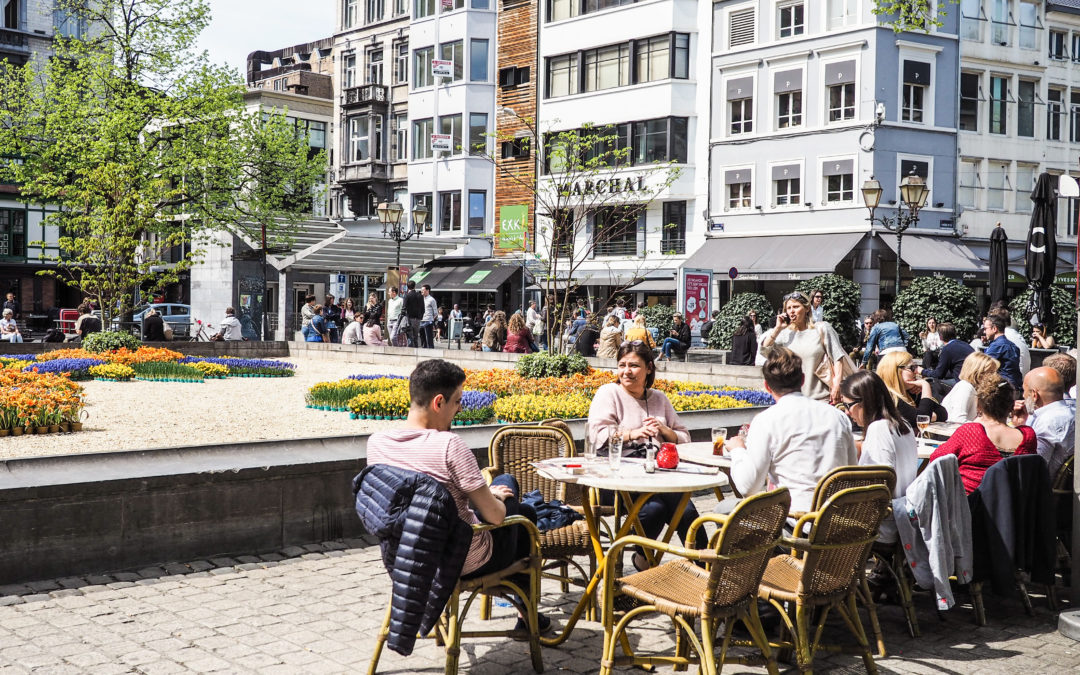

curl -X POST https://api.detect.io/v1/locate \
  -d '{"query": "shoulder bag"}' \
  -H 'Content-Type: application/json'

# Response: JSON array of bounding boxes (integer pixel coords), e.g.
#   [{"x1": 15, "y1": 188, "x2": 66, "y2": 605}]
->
[{"x1": 814, "y1": 325, "x2": 858, "y2": 389}]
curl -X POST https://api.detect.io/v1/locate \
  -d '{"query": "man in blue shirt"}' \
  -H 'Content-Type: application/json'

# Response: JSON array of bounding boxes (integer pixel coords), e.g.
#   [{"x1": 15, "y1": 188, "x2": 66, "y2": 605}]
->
[{"x1": 983, "y1": 314, "x2": 1021, "y2": 390}]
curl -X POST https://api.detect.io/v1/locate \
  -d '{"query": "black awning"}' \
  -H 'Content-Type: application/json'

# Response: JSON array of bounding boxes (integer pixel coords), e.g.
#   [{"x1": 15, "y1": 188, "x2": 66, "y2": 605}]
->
[{"x1": 437, "y1": 260, "x2": 530, "y2": 292}]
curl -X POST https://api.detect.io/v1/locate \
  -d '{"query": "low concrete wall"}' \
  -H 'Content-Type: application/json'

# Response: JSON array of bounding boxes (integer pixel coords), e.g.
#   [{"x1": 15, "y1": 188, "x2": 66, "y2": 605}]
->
[
  {"x1": 289, "y1": 341, "x2": 765, "y2": 389},
  {"x1": 0, "y1": 408, "x2": 759, "y2": 585},
  {"x1": 0, "y1": 341, "x2": 290, "y2": 358}
]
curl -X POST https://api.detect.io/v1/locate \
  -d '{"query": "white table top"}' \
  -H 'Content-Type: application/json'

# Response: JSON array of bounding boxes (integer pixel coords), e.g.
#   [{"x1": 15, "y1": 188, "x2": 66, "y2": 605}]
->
[
  {"x1": 677, "y1": 442, "x2": 733, "y2": 469},
  {"x1": 536, "y1": 457, "x2": 728, "y2": 493},
  {"x1": 917, "y1": 438, "x2": 942, "y2": 460}
]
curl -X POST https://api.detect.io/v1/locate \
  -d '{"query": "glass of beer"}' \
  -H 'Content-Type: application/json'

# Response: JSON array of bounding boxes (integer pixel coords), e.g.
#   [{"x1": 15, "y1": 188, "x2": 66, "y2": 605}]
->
[
  {"x1": 712, "y1": 427, "x2": 728, "y2": 456},
  {"x1": 916, "y1": 415, "x2": 930, "y2": 438}
]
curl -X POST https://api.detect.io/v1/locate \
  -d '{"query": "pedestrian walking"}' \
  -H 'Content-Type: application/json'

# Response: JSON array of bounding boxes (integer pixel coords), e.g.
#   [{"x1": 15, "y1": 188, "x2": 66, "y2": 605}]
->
[
  {"x1": 420, "y1": 284, "x2": 438, "y2": 348},
  {"x1": 404, "y1": 281, "x2": 424, "y2": 347},
  {"x1": 386, "y1": 286, "x2": 404, "y2": 346}
]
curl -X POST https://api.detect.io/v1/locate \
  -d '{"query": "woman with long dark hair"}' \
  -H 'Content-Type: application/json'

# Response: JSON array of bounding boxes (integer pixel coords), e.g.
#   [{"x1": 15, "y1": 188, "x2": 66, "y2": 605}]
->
[
  {"x1": 840, "y1": 371, "x2": 918, "y2": 502},
  {"x1": 729, "y1": 315, "x2": 758, "y2": 365}
]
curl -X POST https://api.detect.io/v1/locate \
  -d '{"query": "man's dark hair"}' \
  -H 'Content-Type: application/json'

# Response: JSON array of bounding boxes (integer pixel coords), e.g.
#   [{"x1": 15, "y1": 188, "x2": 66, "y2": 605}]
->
[
  {"x1": 388, "y1": 285, "x2": 398, "y2": 294},
  {"x1": 409, "y1": 359, "x2": 467, "y2": 407},
  {"x1": 616, "y1": 340, "x2": 657, "y2": 390},
  {"x1": 407, "y1": 280, "x2": 416, "y2": 290},
  {"x1": 762, "y1": 347, "x2": 804, "y2": 394},
  {"x1": 225, "y1": 307, "x2": 235, "y2": 316},
  {"x1": 78, "y1": 302, "x2": 91, "y2": 315},
  {"x1": 989, "y1": 299, "x2": 1009, "y2": 312},
  {"x1": 988, "y1": 306, "x2": 1011, "y2": 324},
  {"x1": 985, "y1": 314, "x2": 1007, "y2": 334},
  {"x1": 937, "y1": 322, "x2": 956, "y2": 342},
  {"x1": 422, "y1": 284, "x2": 431, "y2": 292},
  {"x1": 305, "y1": 294, "x2": 316, "y2": 303}
]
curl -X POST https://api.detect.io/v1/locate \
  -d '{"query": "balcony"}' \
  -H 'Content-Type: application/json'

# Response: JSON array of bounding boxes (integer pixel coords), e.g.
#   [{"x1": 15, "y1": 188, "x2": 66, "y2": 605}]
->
[
  {"x1": 342, "y1": 84, "x2": 389, "y2": 109},
  {"x1": 660, "y1": 238, "x2": 686, "y2": 255},
  {"x1": 594, "y1": 240, "x2": 638, "y2": 257},
  {"x1": 338, "y1": 161, "x2": 389, "y2": 184},
  {"x1": 0, "y1": 27, "x2": 30, "y2": 59}
]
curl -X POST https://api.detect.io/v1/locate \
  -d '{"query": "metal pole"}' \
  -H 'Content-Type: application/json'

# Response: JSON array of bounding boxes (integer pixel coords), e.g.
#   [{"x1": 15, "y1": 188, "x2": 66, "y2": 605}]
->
[
  {"x1": 521, "y1": 228, "x2": 527, "y2": 316},
  {"x1": 261, "y1": 221, "x2": 269, "y2": 341},
  {"x1": 895, "y1": 228, "x2": 903, "y2": 300}
]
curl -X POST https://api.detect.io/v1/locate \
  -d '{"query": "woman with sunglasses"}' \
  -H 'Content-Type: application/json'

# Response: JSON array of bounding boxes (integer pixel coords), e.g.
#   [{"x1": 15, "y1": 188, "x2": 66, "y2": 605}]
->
[
  {"x1": 840, "y1": 371, "x2": 919, "y2": 501},
  {"x1": 761, "y1": 290, "x2": 846, "y2": 403},
  {"x1": 876, "y1": 350, "x2": 948, "y2": 430},
  {"x1": 810, "y1": 289, "x2": 825, "y2": 323},
  {"x1": 587, "y1": 340, "x2": 705, "y2": 570}
]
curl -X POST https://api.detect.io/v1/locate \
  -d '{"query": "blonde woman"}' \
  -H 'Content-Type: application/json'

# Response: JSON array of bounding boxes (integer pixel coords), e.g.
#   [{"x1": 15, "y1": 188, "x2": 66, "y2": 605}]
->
[
  {"x1": 760, "y1": 290, "x2": 845, "y2": 402},
  {"x1": 624, "y1": 314, "x2": 656, "y2": 349},
  {"x1": 596, "y1": 314, "x2": 624, "y2": 359},
  {"x1": 941, "y1": 352, "x2": 1000, "y2": 423},
  {"x1": 876, "y1": 351, "x2": 949, "y2": 429}
]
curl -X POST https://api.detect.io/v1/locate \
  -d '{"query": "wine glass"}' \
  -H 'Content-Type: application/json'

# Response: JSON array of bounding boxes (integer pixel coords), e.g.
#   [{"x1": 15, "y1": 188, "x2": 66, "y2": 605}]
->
[{"x1": 916, "y1": 415, "x2": 930, "y2": 439}]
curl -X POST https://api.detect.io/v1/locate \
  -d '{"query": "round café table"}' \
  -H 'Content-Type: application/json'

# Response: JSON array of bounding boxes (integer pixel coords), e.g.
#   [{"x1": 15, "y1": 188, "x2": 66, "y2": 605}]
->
[{"x1": 535, "y1": 457, "x2": 728, "y2": 645}]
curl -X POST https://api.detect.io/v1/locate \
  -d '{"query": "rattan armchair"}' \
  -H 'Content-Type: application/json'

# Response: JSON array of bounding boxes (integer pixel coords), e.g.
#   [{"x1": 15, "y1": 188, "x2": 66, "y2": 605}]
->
[
  {"x1": 1053, "y1": 454, "x2": 1074, "y2": 589},
  {"x1": 598, "y1": 488, "x2": 791, "y2": 675},
  {"x1": 481, "y1": 424, "x2": 596, "y2": 619},
  {"x1": 758, "y1": 484, "x2": 892, "y2": 674},
  {"x1": 367, "y1": 516, "x2": 544, "y2": 674}
]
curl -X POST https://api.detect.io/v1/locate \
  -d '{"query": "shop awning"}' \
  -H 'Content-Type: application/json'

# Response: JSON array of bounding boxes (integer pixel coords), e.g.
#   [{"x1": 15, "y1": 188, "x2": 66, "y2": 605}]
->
[
  {"x1": 879, "y1": 234, "x2": 985, "y2": 273},
  {"x1": 437, "y1": 260, "x2": 528, "y2": 292},
  {"x1": 625, "y1": 271, "x2": 677, "y2": 293},
  {"x1": 682, "y1": 232, "x2": 864, "y2": 281}
]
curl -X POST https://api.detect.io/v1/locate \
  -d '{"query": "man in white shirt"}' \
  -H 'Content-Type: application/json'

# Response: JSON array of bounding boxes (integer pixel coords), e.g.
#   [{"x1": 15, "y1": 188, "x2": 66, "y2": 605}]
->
[
  {"x1": 216, "y1": 307, "x2": 243, "y2": 341},
  {"x1": 386, "y1": 286, "x2": 403, "y2": 345},
  {"x1": 1013, "y1": 366, "x2": 1075, "y2": 478},
  {"x1": 726, "y1": 346, "x2": 857, "y2": 513},
  {"x1": 420, "y1": 284, "x2": 438, "y2": 348}
]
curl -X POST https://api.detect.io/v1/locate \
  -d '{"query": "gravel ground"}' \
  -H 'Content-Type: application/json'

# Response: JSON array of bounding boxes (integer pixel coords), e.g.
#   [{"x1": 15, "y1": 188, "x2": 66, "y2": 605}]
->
[{"x1": 0, "y1": 357, "x2": 416, "y2": 460}]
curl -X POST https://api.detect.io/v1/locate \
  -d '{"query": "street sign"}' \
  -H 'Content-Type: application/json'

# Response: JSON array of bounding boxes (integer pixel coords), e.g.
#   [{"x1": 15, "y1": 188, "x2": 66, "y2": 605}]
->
[{"x1": 728, "y1": 267, "x2": 739, "y2": 280}]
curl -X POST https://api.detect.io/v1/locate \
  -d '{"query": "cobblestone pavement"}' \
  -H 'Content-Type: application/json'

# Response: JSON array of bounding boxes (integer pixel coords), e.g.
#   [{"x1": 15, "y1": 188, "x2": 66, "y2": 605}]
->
[{"x1": 0, "y1": 508, "x2": 1077, "y2": 673}]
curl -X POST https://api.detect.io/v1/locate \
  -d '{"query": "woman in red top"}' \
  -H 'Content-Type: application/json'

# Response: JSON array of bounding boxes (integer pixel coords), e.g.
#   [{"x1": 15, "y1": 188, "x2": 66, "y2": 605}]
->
[
  {"x1": 928, "y1": 370, "x2": 1037, "y2": 494},
  {"x1": 502, "y1": 313, "x2": 535, "y2": 353}
]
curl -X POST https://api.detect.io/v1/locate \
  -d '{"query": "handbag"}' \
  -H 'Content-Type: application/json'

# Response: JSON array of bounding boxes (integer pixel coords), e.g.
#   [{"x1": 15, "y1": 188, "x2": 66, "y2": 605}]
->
[{"x1": 814, "y1": 326, "x2": 858, "y2": 389}]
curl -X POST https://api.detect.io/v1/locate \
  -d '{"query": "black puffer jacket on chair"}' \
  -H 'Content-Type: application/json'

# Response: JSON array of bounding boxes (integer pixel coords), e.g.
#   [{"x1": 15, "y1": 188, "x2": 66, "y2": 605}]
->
[{"x1": 353, "y1": 463, "x2": 472, "y2": 656}]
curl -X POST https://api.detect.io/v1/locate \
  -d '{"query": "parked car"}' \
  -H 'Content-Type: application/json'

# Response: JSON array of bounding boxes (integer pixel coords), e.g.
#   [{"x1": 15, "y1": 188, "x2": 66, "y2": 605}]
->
[{"x1": 131, "y1": 303, "x2": 191, "y2": 338}]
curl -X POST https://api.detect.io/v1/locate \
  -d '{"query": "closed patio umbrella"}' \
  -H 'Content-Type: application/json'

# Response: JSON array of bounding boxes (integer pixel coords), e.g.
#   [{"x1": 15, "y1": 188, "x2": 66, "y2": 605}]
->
[
  {"x1": 989, "y1": 224, "x2": 1008, "y2": 306},
  {"x1": 1024, "y1": 173, "x2": 1057, "y2": 330}
]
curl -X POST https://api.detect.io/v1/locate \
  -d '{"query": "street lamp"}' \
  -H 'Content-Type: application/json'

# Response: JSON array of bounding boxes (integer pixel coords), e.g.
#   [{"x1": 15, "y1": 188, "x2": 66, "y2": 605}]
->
[
  {"x1": 862, "y1": 169, "x2": 929, "y2": 297},
  {"x1": 378, "y1": 201, "x2": 428, "y2": 269}
]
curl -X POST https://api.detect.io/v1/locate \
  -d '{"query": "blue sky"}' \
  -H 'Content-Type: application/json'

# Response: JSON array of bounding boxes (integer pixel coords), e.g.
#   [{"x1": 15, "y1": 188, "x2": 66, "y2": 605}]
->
[{"x1": 196, "y1": 1, "x2": 336, "y2": 76}]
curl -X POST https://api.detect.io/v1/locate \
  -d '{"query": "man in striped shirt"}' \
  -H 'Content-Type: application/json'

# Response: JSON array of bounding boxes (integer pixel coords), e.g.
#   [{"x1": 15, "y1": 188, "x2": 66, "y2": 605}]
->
[{"x1": 366, "y1": 359, "x2": 546, "y2": 629}]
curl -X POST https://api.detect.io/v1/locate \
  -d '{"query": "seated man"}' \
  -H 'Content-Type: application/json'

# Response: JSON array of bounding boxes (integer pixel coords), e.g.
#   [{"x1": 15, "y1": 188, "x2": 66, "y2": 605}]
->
[
  {"x1": 214, "y1": 307, "x2": 244, "y2": 341},
  {"x1": 1012, "y1": 366, "x2": 1075, "y2": 478},
  {"x1": 366, "y1": 359, "x2": 546, "y2": 631},
  {"x1": 725, "y1": 347, "x2": 857, "y2": 513}
]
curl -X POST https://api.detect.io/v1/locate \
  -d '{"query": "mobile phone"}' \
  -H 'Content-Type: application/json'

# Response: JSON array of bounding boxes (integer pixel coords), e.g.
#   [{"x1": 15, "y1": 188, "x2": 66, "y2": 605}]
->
[{"x1": 778, "y1": 313, "x2": 789, "y2": 325}]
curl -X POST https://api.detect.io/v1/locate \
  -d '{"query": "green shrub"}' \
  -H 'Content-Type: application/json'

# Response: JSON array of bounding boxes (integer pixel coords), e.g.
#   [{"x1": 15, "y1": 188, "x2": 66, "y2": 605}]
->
[
  {"x1": 893, "y1": 276, "x2": 980, "y2": 350},
  {"x1": 795, "y1": 274, "x2": 862, "y2": 350},
  {"x1": 516, "y1": 351, "x2": 590, "y2": 378},
  {"x1": 1009, "y1": 287, "x2": 1077, "y2": 348},
  {"x1": 707, "y1": 293, "x2": 773, "y2": 349},
  {"x1": 82, "y1": 330, "x2": 142, "y2": 354},
  {"x1": 636, "y1": 303, "x2": 675, "y2": 339}
]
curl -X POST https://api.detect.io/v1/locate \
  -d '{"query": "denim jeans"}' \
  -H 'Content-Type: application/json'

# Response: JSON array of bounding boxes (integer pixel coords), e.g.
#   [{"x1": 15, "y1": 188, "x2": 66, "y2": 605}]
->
[
  {"x1": 461, "y1": 474, "x2": 538, "y2": 580},
  {"x1": 661, "y1": 337, "x2": 683, "y2": 358}
]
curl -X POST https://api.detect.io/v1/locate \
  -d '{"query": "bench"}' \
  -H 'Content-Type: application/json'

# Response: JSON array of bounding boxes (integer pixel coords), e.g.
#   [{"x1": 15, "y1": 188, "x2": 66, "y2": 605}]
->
[{"x1": 684, "y1": 348, "x2": 728, "y2": 364}]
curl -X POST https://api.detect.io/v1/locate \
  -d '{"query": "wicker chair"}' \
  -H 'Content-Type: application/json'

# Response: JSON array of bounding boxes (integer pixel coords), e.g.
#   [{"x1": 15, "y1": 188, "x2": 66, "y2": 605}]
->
[
  {"x1": 481, "y1": 424, "x2": 596, "y2": 619},
  {"x1": 758, "y1": 485, "x2": 892, "y2": 674},
  {"x1": 1053, "y1": 455, "x2": 1074, "y2": 589},
  {"x1": 598, "y1": 488, "x2": 791, "y2": 675},
  {"x1": 367, "y1": 516, "x2": 544, "y2": 674},
  {"x1": 538, "y1": 418, "x2": 618, "y2": 542}
]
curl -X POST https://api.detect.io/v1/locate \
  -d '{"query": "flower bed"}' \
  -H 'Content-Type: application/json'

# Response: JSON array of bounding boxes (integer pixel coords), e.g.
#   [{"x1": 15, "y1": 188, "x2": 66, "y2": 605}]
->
[
  {"x1": 24, "y1": 358, "x2": 106, "y2": 381},
  {"x1": 132, "y1": 361, "x2": 205, "y2": 383},
  {"x1": 178, "y1": 356, "x2": 296, "y2": 377},
  {"x1": 455, "y1": 391, "x2": 497, "y2": 426},
  {"x1": 348, "y1": 386, "x2": 411, "y2": 420},
  {"x1": 0, "y1": 370, "x2": 86, "y2": 435},
  {"x1": 188, "y1": 361, "x2": 229, "y2": 379},
  {"x1": 89, "y1": 363, "x2": 135, "y2": 382}
]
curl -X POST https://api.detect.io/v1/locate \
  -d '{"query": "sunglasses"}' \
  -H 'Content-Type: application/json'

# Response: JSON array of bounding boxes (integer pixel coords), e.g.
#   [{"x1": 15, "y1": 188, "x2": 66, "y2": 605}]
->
[
  {"x1": 620, "y1": 340, "x2": 646, "y2": 348},
  {"x1": 897, "y1": 364, "x2": 918, "y2": 373},
  {"x1": 783, "y1": 291, "x2": 809, "y2": 302},
  {"x1": 836, "y1": 399, "x2": 861, "y2": 413}
]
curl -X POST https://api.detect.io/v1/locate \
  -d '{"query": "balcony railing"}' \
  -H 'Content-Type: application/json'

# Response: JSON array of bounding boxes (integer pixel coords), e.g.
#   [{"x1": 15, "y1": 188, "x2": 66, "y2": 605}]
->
[
  {"x1": 0, "y1": 28, "x2": 29, "y2": 52},
  {"x1": 660, "y1": 238, "x2": 686, "y2": 255},
  {"x1": 594, "y1": 240, "x2": 638, "y2": 257},
  {"x1": 339, "y1": 162, "x2": 388, "y2": 183},
  {"x1": 343, "y1": 84, "x2": 389, "y2": 107}
]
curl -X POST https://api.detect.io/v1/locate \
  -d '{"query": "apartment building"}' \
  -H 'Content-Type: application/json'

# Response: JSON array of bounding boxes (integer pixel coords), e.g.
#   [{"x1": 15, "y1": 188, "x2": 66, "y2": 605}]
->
[{"x1": 956, "y1": 0, "x2": 1079, "y2": 286}]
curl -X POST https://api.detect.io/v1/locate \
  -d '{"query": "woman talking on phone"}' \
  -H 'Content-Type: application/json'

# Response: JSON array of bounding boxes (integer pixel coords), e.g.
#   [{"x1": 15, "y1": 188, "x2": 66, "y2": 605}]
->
[{"x1": 760, "y1": 291, "x2": 846, "y2": 403}]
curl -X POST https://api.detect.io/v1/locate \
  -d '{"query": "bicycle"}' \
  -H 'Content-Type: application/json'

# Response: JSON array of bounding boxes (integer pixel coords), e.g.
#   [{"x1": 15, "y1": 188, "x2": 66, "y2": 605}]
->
[{"x1": 189, "y1": 319, "x2": 214, "y2": 342}]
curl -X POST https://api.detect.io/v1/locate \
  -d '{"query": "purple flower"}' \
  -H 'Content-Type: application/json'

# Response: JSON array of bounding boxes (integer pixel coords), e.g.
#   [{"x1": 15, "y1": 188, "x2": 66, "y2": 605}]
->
[
  {"x1": 460, "y1": 390, "x2": 497, "y2": 410},
  {"x1": 675, "y1": 389, "x2": 775, "y2": 406},
  {"x1": 23, "y1": 358, "x2": 106, "y2": 375},
  {"x1": 347, "y1": 374, "x2": 408, "y2": 381}
]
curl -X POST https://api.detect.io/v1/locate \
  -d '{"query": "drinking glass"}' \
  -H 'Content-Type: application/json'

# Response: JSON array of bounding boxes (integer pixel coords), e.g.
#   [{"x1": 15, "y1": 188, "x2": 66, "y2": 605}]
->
[
  {"x1": 608, "y1": 427, "x2": 624, "y2": 472},
  {"x1": 916, "y1": 415, "x2": 930, "y2": 438},
  {"x1": 711, "y1": 427, "x2": 728, "y2": 456},
  {"x1": 583, "y1": 433, "x2": 597, "y2": 463}
]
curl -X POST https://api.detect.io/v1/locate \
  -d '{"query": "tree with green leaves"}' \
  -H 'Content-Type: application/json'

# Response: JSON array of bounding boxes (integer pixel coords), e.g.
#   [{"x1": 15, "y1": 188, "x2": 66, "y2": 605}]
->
[
  {"x1": 873, "y1": 0, "x2": 960, "y2": 33},
  {"x1": 707, "y1": 292, "x2": 774, "y2": 350},
  {"x1": 795, "y1": 274, "x2": 862, "y2": 350},
  {"x1": 480, "y1": 113, "x2": 682, "y2": 350},
  {"x1": 893, "y1": 276, "x2": 980, "y2": 350},
  {"x1": 0, "y1": 0, "x2": 326, "y2": 324}
]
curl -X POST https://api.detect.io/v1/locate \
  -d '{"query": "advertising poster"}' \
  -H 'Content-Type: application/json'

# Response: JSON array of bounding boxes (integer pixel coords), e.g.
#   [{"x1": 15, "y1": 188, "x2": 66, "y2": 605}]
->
[
  {"x1": 682, "y1": 269, "x2": 712, "y2": 333},
  {"x1": 498, "y1": 204, "x2": 528, "y2": 251}
]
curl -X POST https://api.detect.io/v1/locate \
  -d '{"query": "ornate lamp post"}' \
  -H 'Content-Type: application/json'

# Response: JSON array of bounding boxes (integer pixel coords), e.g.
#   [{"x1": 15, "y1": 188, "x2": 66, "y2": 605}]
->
[
  {"x1": 377, "y1": 201, "x2": 428, "y2": 270},
  {"x1": 861, "y1": 169, "x2": 929, "y2": 297}
]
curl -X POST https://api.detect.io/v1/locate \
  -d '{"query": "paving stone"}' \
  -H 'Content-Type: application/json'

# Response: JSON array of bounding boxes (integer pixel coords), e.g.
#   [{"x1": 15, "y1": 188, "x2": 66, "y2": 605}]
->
[
  {"x1": 187, "y1": 561, "x2": 215, "y2": 572},
  {"x1": 279, "y1": 546, "x2": 306, "y2": 558}
]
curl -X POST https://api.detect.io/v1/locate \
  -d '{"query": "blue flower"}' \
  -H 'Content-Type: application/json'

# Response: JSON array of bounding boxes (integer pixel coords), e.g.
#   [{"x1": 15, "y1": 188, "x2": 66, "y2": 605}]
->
[
  {"x1": 460, "y1": 390, "x2": 497, "y2": 410},
  {"x1": 675, "y1": 389, "x2": 775, "y2": 406},
  {"x1": 346, "y1": 374, "x2": 408, "y2": 381},
  {"x1": 23, "y1": 358, "x2": 106, "y2": 375}
]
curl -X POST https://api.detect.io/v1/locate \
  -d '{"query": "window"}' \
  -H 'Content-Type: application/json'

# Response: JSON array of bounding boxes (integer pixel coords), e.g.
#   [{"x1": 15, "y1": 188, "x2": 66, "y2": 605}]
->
[
  {"x1": 1049, "y1": 31, "x2": 1067, "y2": 59},
  {"x1": 583, "y1": 44, "x2": 629, "y2": 92},
  {"x1": 958, "y1": 160, "x2": 980, "y2": 209},
  {"x1": 1073, "y1": 34, "x2": 1080, "y2": 62},
  {"x1": 344, "y1": 54, "x2": 357, "y2": 89},
  {"x1": 348, "y1": 116, "x2": 370, "y2": 162},
  {"x1": 775, "y1": 70, "x2": 802, "y2": 129},
  {"x1": 960, "y1": 0, "x2": 983, "y2": 41},
  {"x1": 470, "y1": 39, "x2": 489, "y2": 82},
  {"x1": 501, "y1": 136, "x2": 531, "y2": 160},
  {"x1": 1016, "y1": 164, "x2": 1036, "y2": 213},
  {"x1": 728, "y1": 8, "x2": 755, "y2": 48},
  {"x1": 1017, "y1": 80, "x2": 1036, "y2": 138},
  {"x1": 413, "y1": 118, "x2": 433, "y2": 159},
  {"x1": 987, "y1": 162, "x2": 1009, "y2": 211},
  {"x1": 414, "y1": 193, "x2": 433, "y2": 232},
  {"x1": 900, "y1": 159, "x2": 929, "y2": 181},
  {"x1": 499, "y1": 66, "x2": 530, "y2": 89},
  {"x1": 823, "y1": 159, "x2": 854, "y2": 203},
  {"x1": 367, "y1": 49, "x2": 383, "y2": 85},
  {"x1": 825, "y1": 60, "x2": 856, "y2": 122},
  {"x1": 725, "y1": 169, "x2": 752, "y2": 210},
  {"x1": 773, "y1": 170, "x2": 801, "y2": 207},
  {"x1": 54, "y1": 7, "x2": 86, "y2": 38},
  {"x1": 633, "y1": 117, "x2": 686, "y2": 164},
  {"x1": 673, "y1": 33, "x2": 689, "y2": 79},
  {"x1": 413, "y1": 47, "x2": 434, "y2": 88},
  {"x1": 468, "y1": 191, "x2": 486, "y2": 235},
  {"x1": 1069, "y1": 191, "x2": 1080, "y2": 237},
  {"x1": 959, "y1": 72, "x2": 980, "y2": 131},
  {"x1": 727, "y1": 77, "x2": 753, "y2": 134},
  {"x1": 827, "y1": 0, "x2": 856, "y2": 30},
  {"x1": 308, "y1": 121, "x2": 327, "y2": 150},
  {"x1": 548, "y1": 0, "x2": 579, "y2": 22},
  {"x1": 989, "y1": 76, "x2": 1008, "y2": 134},
  {"x1": 415, "y1": 0, "x2": 434, "y2": 18},
  {"x1": 366, "y1": 0, "x2": 385, "y2": 23},
  {"x1": 472, "y1": 0, "x2": 489, "y2": 7},
  {"x1": 440, "y1": 41, "x2": 463, "y2": 82},
  {"x1": 438, "y1": 114, "x2": 462, "y2": 155},
  {"x1": 344, "y1": 0, "x2": 358, "y2": 27},
  {"x1": 1071, "y1": 90, "x2": 1080, "y2": 142},
  {"x1": 468, "y1": 112, "x2": 487, "y2": 155},
  {"x1": 778, "y1": 2, "x2": 804, "y2": 38},
  {"x1": 1048, "y1": 88, "x2": 1064, "y2": 141},
  {"x1": 547, "y1": 54, "x2": 578, "y2": 97},
  {"x1": 635, "y1": 35, "x2": 670, "y2": 83},
  {"x1": 439, "y1": 191, "x2": 462, "y2": 233},
  {"x1": 552, "y1": 209, "x2": 574, "y2": 257},
  {"x1": 592, "y1": 206, "x2": 641, "y2": 257},
  {"x1": 394, "y1": 113, "x2": 408, "y2": 161},
  {"x1": 395, "y1": 0, "x2": 408, "y2": 14},
  {"x1": 901, "y1": 60, "x2": 930, "y2": 123},
  {"x1": 661, "y1": 202, "x2": 686, "y2": 255},
  {"x1": 992, "y1": 0, "x2": 1009, "y2": 45},
  {"x1": 445, "y1": 0, "x2": 465, "y2": 9},
  {"x1": 0, "y1": 209, "x2": 26, "y2": 259},
  {"x1": 394, "y1": 42, "x2": 409, "y2": 84},
  {"x1": 1019, "y1": 1, "x2": 1038, "y2": 50}
]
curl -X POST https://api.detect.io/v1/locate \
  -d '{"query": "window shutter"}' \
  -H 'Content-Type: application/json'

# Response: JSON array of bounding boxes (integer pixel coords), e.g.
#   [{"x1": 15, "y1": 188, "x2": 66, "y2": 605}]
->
[
  {"x1": 636, "y1": 211, "x2": 646, "y2": 258},
  {"x1": 729, "y1": 8, "x2": 755, "y2": 48}
]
